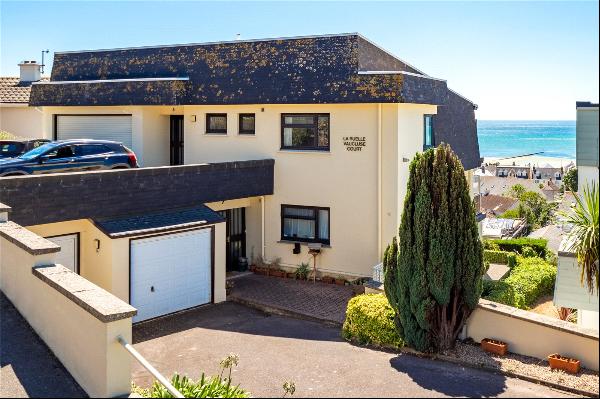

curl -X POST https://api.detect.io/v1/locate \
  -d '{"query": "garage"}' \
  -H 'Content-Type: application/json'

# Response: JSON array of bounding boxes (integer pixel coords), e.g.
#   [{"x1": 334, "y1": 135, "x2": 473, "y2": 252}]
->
[
  {"x1": 130, "y1": 228, "x2": 213, "y2": 322},
  {"x1": 55, "y1": 115, "x2": 133, "y2": 148},
  {"x1": 46, "y1": 233, "x2": 79, "y2": 273}
]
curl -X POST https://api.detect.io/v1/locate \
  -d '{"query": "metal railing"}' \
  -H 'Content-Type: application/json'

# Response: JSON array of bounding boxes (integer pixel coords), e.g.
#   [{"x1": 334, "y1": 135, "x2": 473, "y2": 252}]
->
[
  {"x1": 117, "y1": 335, "x2": 184, "y2": 398},
  {"x1": 373, "y1": 262, "x2": 384, "y2": 284}
]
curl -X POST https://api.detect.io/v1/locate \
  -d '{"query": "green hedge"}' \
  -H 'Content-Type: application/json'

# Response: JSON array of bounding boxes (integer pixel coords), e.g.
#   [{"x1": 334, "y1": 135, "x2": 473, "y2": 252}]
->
[
  {"x1": 485, "y1": 238, "x2": 548, "y2": 258},
  {"x1": 483, "y1": 250, "x2": 517, "y2": 268},
  {"x1": 342, "y1": 294, "x2": 403, "y2": 348},
  {"x1": 483, "y1": 256, "x2": 556, "y2": 309}
]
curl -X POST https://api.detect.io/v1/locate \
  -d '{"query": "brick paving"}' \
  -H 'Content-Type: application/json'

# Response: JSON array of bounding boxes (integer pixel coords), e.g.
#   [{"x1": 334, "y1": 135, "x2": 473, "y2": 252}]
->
[{"x1": 228, "y1": 273, "x2": 355, "y2": 325}]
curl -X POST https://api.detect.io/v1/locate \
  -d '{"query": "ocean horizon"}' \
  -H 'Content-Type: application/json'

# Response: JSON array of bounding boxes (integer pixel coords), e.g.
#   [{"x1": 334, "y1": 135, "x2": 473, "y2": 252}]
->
[{"x1": 477, "y1": 120, "x2": 576, "y2": 160}]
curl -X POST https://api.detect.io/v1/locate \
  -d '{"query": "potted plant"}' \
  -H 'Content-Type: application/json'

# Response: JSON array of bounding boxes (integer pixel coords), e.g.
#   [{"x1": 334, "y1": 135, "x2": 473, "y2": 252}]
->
[
  {"x1": 481, "y1": 338, "x2": 508, "y2": 356},
  {"x1": 548, "y1": 354, "x2": 581, "y2": 374},
  {"x1": 321, "y1": 276, "x2": 334, "y2": 284},
  {"x1": 335, "y1": 277, "x2": 346, "y2": 286},
  {"x1": 286, "y1": 271, "x2": 296, "y2": 279},
  {"x1": 270, "y1": 269, "x2": 286, "y2": 278},
  {"x1": 294, "y1": 262, "x2": 310, "y2": 281}
]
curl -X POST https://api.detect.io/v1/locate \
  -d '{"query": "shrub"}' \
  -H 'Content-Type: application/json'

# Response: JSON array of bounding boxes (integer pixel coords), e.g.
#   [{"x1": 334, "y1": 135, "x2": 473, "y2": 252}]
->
[
  {"x1": 483, "y1": 250, "x2": 517, "y2": 268},
  {"x1": 295, "y1": 262, "x2": 310, "y2": 279},
  {"x1": 485, "y1": 238, "x2": 548, "y2": 258},
  {"x1": 483, "y1": 256, "x2": 556, "y2": 309},
  {"x1": 520, "y1": 246, "x2": 537, "y2": 258},
  {"x1": 342, "y1": 294, "x2": 403, "y2": 349},
  {"x1": 563, "y1": 167, "x2": 578, "y2": 192}
]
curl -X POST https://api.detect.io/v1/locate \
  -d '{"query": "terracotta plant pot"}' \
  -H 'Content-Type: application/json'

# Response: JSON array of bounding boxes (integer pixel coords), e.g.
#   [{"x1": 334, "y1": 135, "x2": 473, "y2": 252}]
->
[
  {"x1": 249, "y1": 264, "x2": 256, "y2": 272},
  {"x1": 548, "y1": 354, "x2": 580, "y2": 374},
  {"x1": 255, "y1": 267, "x2": 268, "y2": 276},
  {"x1": 335, "y1": 278, "x2": 346, "y2": 286},
  {"x1": 286, "y1": 272, "x2": 296, "y2": 279},
  {"x1": 321, "y1": 276, "x2": 335, "y2": 284},
  {"x1": 481, "y1": 338, "x2": 508, "y2": 356}
]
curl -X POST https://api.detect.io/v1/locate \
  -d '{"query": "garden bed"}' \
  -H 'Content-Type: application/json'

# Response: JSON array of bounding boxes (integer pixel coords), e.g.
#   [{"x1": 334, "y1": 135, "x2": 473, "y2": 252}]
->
[{"x1": 441, "y1": 341, "x2": 599, "y2": 396}]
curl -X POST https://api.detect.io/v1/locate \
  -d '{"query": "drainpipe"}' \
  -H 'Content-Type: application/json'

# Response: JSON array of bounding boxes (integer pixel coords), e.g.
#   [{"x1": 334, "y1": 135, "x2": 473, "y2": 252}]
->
[
  {"x1": 261, "y1": 196, "x2": 265, "y2": 259},
  {"x1": 377, "y1": 104, "x2": 382, "y2": 262}
]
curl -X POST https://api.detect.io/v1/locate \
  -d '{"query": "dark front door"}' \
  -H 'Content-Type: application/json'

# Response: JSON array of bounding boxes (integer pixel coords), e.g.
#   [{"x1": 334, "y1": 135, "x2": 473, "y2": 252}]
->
[
  {"x1": 218, "y1": 208, "x2": 246, "y2": 272},
  {"x1": 170, "y1": 115, "x2": 184, "y2": 166}
]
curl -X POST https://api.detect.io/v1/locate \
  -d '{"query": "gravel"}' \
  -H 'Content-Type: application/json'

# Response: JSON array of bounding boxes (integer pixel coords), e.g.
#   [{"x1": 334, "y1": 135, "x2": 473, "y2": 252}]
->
[{"x1": 442, "y1": 341, "x2": 599, "y2": 395}]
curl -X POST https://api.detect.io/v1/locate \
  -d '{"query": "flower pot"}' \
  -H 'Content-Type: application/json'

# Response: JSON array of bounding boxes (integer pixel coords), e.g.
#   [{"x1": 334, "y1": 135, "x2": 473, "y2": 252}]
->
[
  {"x1": 548, "y1": 354, "x2": 580, "y2": 374},
  {"x1": 335, "y1": 278, "x2": 346, "y2": 286},
  {"x1": 481, "y1": 338, "x2": 508, "y2": 356},
  {"x1": 321, "y1": 276, "x2": 334, "y2": 284},
  {"x1": 271, "y1": 270, "x2": 285, "y2": 278},
  {"x1": 255, "y1": 267, "x2": 268, "y2": 276},
  {"x1": 286, "y1": 272, "x2": 296, "y2": 279},
  {"x1": 249, "y1": 264, "x2": 256, "y2": 272}
]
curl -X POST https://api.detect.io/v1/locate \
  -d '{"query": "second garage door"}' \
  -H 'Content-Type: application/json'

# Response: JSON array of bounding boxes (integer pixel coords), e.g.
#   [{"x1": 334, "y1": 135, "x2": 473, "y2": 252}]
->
[
  {"x1": 56, "y1": 115, "x2": 133, "y2": 148},
  {"x1": 130, "y1": 229, "x2": 212, "y2": 322}
]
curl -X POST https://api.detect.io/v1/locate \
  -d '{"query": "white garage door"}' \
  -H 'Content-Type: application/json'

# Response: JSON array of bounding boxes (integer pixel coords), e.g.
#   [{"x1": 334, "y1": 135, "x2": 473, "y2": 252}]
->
[
  {"x1": 56, "y1": 115, "x2": 132, "y2": 148},
  {"x1": 130, "y1": 229, "x2": 212, "y2": 322},
  {"x1": 46, "y1": 234, "x2": 79, "y2": 273}
]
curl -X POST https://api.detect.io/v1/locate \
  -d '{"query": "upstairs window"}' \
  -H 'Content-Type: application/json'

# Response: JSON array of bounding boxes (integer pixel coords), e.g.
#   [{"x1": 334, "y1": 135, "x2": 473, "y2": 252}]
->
[
  {"x1": 239, "y1": 114, "x2": 255, "y2": 135},
  {"x1": 206, "y1": 113, "x2": 227, "y2": 134},
  {"x1": 281, "y1": 114, "x2": 330, "y2": 151},
  {"x1": 281, "y1": 205, "x2": 330, "y2": 244},
  {"x1": 423, "y1": 115, "x2": 434, "y2": 150}
]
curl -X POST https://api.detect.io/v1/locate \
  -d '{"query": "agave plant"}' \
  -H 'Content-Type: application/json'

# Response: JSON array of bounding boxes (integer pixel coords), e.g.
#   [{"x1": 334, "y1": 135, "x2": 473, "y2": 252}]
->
[{"x1": 562, "y1": 182, "x2": 599, "y2": 295}]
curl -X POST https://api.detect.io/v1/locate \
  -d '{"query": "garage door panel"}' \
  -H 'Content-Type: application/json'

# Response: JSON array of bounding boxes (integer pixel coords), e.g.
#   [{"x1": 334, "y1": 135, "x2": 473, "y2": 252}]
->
[
  {"x1": 56, "y1": 115, "x2": 132, "y2": 148},
  {"x1": 131, "y1": 229, "x2": 212, "y2": 322}
]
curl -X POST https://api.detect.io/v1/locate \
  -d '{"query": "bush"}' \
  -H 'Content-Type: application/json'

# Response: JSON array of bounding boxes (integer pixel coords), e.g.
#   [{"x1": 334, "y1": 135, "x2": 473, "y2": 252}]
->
[
  {"x1": 483, "y1": 256, "x2": 556, "y2": 309},
  {"x1": 485, "y1": 238, "x2": 548, "y2": 258},
  {"x1": 483, "y1": 250, "x2": 517, "y2": 268},
  {"x1": 520, "y1": 246, "x2": 537, "y2": 258},
  {"x1": 342, "y1": 294, "x2": 403, "y2": 349}
]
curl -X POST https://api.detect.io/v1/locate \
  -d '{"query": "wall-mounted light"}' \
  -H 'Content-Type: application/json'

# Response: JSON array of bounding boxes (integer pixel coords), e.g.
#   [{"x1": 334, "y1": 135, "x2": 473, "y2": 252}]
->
[
  {"x1": 190, "y1": 115, "x2": 197, "y2": 122},
  {"x1": 261, "y1": 108, "x2": 265, "y2": 112},
  {"x1": 94, "y1": 238, "x2": 101, "y2": 253},
  {"x1": 402, "y1": 157, "x2": 410, "y2": 163}
]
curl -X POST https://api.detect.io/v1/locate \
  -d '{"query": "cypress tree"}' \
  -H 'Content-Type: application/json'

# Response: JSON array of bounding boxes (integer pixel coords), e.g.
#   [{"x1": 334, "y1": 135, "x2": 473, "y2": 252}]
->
[{"x1": 384, "y1": 143, "x2": 484, "y2": 352}]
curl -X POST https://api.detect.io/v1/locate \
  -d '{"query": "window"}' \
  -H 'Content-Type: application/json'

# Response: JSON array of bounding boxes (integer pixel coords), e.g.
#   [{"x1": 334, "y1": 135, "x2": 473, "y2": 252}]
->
[
  {"x1": 76, "y1": 145, "x2": 112, "y2": 156},
  {"x1": 44, "y1": 145, "x2": 75, "y2": 159},
  {"x1": 0, "y1": 142, "x2": 24, "y2": 157},
  {"x1": 281, "y1": 114, "x2": 329, "y2": 151},
  {"x1": 423, "y1": 115, "x2": 434, "y2": 150},
  {"x1": 239, "y1": 114, "x2": 255, "y2": 135},
  {"x1": 281, "y1": 205, "x2": 330, "y2": 244},
  {"x1": 206, "y1": 113, "x2": 227, "y2": 134}
]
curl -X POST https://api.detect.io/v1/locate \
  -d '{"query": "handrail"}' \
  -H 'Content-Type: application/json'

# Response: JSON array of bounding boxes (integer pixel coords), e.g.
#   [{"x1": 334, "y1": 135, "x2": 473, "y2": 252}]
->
[{"x1": 117, "y1": 335, "x2": 184, "y2": 398}]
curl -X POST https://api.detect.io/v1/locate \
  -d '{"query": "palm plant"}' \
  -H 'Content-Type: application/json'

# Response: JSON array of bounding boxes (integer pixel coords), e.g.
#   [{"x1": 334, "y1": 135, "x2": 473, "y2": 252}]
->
[{"x1": 562, "y1": 182, "x2": 599, "y2": 295}]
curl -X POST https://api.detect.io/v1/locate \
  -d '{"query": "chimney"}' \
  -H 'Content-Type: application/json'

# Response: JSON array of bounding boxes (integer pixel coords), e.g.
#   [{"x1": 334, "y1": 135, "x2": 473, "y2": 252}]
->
[{"x1": 18, "y1": 60, "x2": 41, "y2": 83}]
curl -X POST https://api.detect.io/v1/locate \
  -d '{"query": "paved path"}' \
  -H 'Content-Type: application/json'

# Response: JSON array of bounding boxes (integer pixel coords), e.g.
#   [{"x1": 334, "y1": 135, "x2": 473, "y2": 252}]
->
[
  {"x1": 228, "y1": 274, "x2": 355, "y2": 325},
  {"x1": 132, "y1": 302, "x2": 577, "y2": 398},
  {"x1": 0, "y1": 294, "x2": 86, "y2": 398}
]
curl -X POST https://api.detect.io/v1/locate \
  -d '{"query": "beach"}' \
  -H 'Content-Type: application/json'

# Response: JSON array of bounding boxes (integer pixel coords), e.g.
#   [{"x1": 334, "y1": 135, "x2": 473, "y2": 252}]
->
[{"x1": 483, "y1": 155, "x2": 575, "y2": 168}]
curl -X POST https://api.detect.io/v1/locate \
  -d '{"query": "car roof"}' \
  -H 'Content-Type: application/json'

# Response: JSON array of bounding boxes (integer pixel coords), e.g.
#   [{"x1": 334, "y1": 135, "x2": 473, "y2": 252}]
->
[{"x1": 54, "y1": 139, "x2": 122, "y2": 145}]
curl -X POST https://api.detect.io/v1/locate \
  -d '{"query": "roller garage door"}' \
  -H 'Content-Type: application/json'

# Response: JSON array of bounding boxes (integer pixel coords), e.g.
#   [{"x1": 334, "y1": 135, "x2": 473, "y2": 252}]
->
[
  {"x1": 55, "y1": 115, "x2": 132, "y2": 148},
  {"x1": 130, "y1": 229, "x2": 212, "y2": 322}
]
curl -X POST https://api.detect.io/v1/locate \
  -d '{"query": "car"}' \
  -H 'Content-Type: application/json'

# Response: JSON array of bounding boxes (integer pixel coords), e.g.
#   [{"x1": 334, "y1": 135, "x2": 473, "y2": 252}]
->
[
  {"x1": 0, "y1": 139, "x2": 139, "y2": 177},
  {"x1": 0, "y1": 139, "x2": 51, "y2": 159}
]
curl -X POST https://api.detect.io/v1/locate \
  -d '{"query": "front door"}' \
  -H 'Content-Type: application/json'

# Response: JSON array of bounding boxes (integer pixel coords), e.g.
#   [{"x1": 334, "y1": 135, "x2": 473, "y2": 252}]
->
[
  {"x1": 46, "y1": 233, "x2": 79, "y2": 273},
  {"x1": 170, "y1": 115, "x2": 184, "y2": 166},
  {"x1": 218, "y1": 208, "x2": 246, "y2": 272}
]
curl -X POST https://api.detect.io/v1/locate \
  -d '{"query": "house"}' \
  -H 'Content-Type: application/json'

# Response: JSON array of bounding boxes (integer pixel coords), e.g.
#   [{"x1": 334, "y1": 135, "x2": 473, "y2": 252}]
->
[
  {"x1": 474, "y1": 193, "x2": 518, "y2": 216},
  {"x1": 479, "y1": 175, "x2": 561, "y2": 201},
  {"x1": 0, "y1": 61, "x2": 47, "y2": 138},
  {"x1": 0, "y1": 33, "x2": 480, "y2": 323},
  {"x1": 554, "y1": 101, "x2": 599, "y2": 332},
  {"x1": 481, "y1": 217, "x2": 526, "y2": 239},
  {"x1": 532, "y1": 163, "x2": 571, "y2": 185},
  {"x1": 495, "y1": 164, "x2": 531, "y2": 179}
]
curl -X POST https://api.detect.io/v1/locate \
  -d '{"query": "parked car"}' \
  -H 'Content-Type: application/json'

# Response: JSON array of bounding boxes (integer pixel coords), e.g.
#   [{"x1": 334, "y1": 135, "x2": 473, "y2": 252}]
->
[
  {"x1": 0, "y1": 139, "x2": 51, "y2": 159},
  {"x1": 0, "y1": 139, "x2": 139, "y2": 176}
]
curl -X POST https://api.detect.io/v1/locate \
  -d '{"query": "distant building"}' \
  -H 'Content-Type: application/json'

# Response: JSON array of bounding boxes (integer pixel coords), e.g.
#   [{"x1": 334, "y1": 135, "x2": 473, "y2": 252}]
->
[
  {"x1": 474, "y1": 193, "x2": 518, "y2": 216},
  {"x1": 481, "y1": 217, "x2": 526, "y2": 239},
  {"x1": 495, "y1": 164, "x2": 531, "y2": 179},
  {"x1": 479, "y1": 176, "x2": 562, "y2": 202}
]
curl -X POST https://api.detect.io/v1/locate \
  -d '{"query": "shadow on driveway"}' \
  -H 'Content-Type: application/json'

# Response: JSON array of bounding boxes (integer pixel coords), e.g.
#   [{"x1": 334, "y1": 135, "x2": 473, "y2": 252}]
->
[
  {"x1": 0, "y1": 294, "x2": 86, "y2": 398},
  {"x1": 390, "y1": 353, "x2": 507, "y2": 397}
]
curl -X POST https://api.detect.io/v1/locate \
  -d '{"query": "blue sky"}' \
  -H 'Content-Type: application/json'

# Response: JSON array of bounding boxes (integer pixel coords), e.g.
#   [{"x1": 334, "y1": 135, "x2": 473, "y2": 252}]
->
[{"x1": 1, "y1": 1, "x2": 598, "y2": 120}]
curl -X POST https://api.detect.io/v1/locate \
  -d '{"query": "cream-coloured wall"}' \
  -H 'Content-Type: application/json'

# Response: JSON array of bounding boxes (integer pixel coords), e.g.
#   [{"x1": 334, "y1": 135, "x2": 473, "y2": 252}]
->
[
  {"x1": 0, "y1": 233, "x2": 132, "y2": 397},
  {"x1": 466, "y1": 300, "x2": 599, "y2": 370},
  {"x1": 0, "y1": 105, "x2": 44, "y2": 138},
  {"x1": 578, "y1": 165, "x2": 599, "y2": 193}
]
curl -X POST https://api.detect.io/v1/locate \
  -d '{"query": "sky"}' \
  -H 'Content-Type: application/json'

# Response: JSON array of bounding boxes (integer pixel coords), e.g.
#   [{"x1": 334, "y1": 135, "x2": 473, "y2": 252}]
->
[{"x1": 1, "y1": 1, "x2": 598, "y2": 120}]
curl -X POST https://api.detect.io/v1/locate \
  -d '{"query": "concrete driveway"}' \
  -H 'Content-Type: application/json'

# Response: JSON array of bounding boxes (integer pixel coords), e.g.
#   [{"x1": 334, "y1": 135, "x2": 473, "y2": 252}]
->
[{"x1": 132, "y1": 302, "x2": 576, "y2": 398}]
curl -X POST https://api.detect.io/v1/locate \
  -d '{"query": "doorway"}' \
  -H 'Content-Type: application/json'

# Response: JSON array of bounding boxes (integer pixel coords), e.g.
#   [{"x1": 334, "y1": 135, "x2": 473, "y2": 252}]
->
[
  {"x1": 218, "y1": 208, "x2": 246, "y2": 272},
  {"x1": 170, "y1": 115, "x2": 184, "y2": 166}
]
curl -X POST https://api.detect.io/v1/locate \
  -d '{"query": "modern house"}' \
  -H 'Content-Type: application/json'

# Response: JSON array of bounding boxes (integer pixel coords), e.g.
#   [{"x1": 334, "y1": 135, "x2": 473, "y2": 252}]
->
[
  {"x1": 0, "y1": 61, "x2": 47, "y2": 138},
  {"x1": 1, "y1": 33, "x2": 480, "y2": 323},
  {"x1": 554, "y1": 101, "x2": 599, "y2": 331}
]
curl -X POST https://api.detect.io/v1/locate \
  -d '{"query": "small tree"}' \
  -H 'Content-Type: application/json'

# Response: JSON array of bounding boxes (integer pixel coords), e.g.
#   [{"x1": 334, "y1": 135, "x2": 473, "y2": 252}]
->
[
  {"x1": 507, "y1": 184, "x2": 526, "y2": 199},
  {"x1": 563, "y1": 168, "x2": 578, "y2": 192},
  {"x1": 384, "y1": 144, "x2": 484, "y2": 352}
]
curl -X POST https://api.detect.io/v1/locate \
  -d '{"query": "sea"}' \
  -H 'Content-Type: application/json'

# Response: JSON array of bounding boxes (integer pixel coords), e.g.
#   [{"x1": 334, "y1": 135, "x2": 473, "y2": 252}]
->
[{"x1": 477, "y1": 120, "x2": 576, "y2": 160}]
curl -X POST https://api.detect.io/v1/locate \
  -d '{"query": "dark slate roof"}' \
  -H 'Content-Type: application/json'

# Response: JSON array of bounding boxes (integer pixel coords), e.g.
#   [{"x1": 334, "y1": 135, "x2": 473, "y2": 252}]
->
[
  {"x1": 30, "y1": 33, "x2": 450, "y2": 106},
  {"x1": 576, "y1": 101, "x2": 599, "y2": 108},
  {"x1": 1, "y1": 77, "x2": 49, "y2": 103},
  {"x1": 93, "y1": 205, "x2": 224, "y2": 238}
]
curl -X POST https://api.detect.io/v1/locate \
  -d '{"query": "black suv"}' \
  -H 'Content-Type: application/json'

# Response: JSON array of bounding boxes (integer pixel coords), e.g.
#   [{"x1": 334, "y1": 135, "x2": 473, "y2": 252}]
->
[
  {"x1": 0, "y1": 139, "x2": 51, "y2": 159},
  {"x1": 0, "y1": 139, "x2": 139, "y2": 177}
]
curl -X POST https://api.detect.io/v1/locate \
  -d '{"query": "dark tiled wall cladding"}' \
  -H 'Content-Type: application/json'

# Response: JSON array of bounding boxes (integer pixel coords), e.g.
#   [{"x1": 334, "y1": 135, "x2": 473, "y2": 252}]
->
[
  {"x1": 0, "y1": 159, "x2": 274, "y2": 226},
  {"x1": 30, "y1": 35, "x2": 448, "y2": 106}
]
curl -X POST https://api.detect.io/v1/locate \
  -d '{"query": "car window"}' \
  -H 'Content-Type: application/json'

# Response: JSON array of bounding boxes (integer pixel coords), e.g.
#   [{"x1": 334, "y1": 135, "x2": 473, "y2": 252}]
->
[
  {"x1": 76, "y1": 144, "x2": 112, "y2": 156},
  {"x1": 0, "y1": 142, "x2": 24, "y2": 156},
  {"x1": 19, "y1": 142, "x2": 60, "y2": 160},
  {"x1": 45, "y1": 145, "x2": 75, "y2": 159}
]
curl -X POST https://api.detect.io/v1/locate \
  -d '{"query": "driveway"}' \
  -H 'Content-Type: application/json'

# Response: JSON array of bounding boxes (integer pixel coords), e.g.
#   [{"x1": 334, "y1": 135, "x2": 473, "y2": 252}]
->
[{"x1": 132, "y1": 302, "x2": 576, "y2": 398}]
